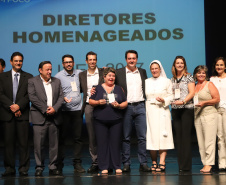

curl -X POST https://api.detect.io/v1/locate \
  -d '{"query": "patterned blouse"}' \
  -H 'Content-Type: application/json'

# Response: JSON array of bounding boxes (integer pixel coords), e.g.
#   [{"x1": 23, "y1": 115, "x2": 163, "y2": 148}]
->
[{"x1": 171, "y1": 74, "x2": 194, "y2": 109}]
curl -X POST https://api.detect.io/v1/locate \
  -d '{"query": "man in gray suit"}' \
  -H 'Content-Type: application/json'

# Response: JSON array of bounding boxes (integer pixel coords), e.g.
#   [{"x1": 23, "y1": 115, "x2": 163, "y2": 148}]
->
[
  {"x1": 28, "y1": 61, "x2": 64, "y2": 176},
  {"x1": 79, "y1": 51, "x2": 103, "y2": 173}
]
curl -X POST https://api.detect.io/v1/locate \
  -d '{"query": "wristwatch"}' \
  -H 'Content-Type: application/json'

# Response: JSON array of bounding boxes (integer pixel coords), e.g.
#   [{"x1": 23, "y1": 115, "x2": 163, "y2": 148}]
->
[{"x1": 182, "y1": 100, "x2": 187, "y2": 105}]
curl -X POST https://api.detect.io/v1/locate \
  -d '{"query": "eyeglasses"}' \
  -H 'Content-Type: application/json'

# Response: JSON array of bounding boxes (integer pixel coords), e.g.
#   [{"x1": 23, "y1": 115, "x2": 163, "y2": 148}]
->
[{"x1": 63, "y1": 61, "x2": 73, "y2": 64}]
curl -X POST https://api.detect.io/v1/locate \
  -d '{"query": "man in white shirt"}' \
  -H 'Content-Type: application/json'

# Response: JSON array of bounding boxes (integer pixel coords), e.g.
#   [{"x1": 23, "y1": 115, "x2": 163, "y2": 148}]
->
[
  {"x1": 115, "y1": 50, "x2": 150, "y2": 172},
  {"x1": 28, "y1": 61, "x2": 64, "y2": 176},
  {"x1": 79, "y1": 51, "x2": 104, "y2": 173}
]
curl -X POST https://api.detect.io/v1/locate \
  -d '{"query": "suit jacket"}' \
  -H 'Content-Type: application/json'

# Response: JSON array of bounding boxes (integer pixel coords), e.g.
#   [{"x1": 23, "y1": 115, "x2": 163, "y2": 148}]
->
[
  {"x1": 0, "y1": 70, "x2": 33, "y2": 122},
  {"x1": 28, "y1": 75, "x2": 64, "y2": 125},
  {"x1": 115, "y1": 67, "x2": 147, "y2": 99},
  {"x1": 79, "y1": 68, "x2": 104, "y2": 115}
]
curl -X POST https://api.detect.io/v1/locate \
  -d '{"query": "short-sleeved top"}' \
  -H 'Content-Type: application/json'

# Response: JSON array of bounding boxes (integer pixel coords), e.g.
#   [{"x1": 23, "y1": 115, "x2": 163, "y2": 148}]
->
[
  {"x1": 171, "y1": 74, "x2": 194, "y2": 109},
  {"x1": 210, "y1": 76, "x2": 226, "y2": 109},
  {"x1": 90, "y1": 84, "x2": 126, "y2": 121}
]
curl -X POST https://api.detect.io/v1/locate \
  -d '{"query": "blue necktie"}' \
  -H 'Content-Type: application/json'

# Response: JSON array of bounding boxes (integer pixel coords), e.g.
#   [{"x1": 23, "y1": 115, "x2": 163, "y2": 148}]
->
[{"x1": 13, "y1": 73, "x2": 19, "y2": 103}]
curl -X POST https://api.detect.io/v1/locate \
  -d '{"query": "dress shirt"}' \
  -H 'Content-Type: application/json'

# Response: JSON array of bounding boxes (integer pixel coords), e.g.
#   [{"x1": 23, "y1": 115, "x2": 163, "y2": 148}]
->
[
  {"x1": 86, "y1": 67, "x2": 99, "y2": 102},
  {"x1": 40, "y1": 75, "x2": 52, "y2": 107},
  {"x1": 11, "y1": 69, "x2": 20, "y2": 83},
  {"x1": 126, "y1": 67, "x2": 144, "y2": 103},
  {"x1": 55, "y1": 69, "x2": 82, "y2": 111}
]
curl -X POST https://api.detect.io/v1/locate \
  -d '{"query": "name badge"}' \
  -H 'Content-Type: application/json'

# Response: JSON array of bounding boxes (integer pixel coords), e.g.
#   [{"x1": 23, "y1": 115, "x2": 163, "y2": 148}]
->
[
  {"x1": 71, "y1": 81, "x2": 78, "y2": 91},
  {"x1": 174, "y1": 88, "x2": 180, "y2": 99},
  {"x1": 108, "y1": 94, "x2": 115, "y2": 103},
  {"x1": 193, "y1": 94, "x2": 199, "y2": 105}
]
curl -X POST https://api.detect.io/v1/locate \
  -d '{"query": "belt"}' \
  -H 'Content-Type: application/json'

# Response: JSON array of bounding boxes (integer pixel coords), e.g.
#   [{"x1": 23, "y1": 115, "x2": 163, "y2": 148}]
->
[{"x1": 128, "y1": 101, "x2": 144, "y2": 106}]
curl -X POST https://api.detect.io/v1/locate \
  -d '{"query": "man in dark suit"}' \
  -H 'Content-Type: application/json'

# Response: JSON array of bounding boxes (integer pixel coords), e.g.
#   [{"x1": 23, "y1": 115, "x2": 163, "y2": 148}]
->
[
  {"x1": 0, "y1": 58, "x2": 6, "y2": 73},
  {"x1": 28, "y1": 61, "x2": 64, "y2": 176},
  {"x1": 79, "y1": 51, "x2": 103, "y2": 173},
  {"x1": 0, "y1": 52, "x2": 33, "y2": 177},
  {"x1": 115, "y1": 50, "x2": 150, "y2": 172}
]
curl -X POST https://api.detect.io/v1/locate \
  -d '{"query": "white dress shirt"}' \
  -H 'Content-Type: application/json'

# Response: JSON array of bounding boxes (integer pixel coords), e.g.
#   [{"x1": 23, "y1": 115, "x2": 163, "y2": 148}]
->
[
  {"x1": 11, "y1": 69, "x2": 20, "y2": 83},
  {"x1": 86, "y1": 67, "x2": 99, "y2": 102},
  {"x1": 126, "y1": 67, "x2": 144, "y2": 103},
  {"x1": 40, "y1": 75, "x2": 53, "y2": 107}
]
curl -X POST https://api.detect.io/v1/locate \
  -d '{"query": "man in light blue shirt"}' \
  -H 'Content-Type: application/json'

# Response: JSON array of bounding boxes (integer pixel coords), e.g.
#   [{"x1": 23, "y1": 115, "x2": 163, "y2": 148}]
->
[{"x1": 55, "y1": 54, "x2": 85, "y2": 173}]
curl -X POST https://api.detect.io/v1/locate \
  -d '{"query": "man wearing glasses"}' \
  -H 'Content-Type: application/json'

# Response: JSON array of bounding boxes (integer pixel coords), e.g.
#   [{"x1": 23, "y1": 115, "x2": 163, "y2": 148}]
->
[{"x1": 55, "y1": 54, "x2": 85, "y2": 173}]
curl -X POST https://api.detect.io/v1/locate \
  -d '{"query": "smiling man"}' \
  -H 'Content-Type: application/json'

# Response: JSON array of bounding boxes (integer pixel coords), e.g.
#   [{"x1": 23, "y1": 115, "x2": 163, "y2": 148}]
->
[
  {"x1": 28, "y1": 61, "x2": 64, "y2": 176},
  {"x1": 0, "y1": 52, "x2": 33, "y2": 177},
  {"x1": 115, "y1": 50, "x2": 150, "y2": 172},
  {"x1": 79, "y1": 51, "x2": 104, "y2": 173},
  {"x1": 55, "y1": 54, "x2": 85, "y2": 173}
]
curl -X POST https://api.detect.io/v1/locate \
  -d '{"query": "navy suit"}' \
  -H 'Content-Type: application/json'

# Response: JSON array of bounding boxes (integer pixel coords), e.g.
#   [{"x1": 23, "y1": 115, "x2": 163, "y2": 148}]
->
[
  {"x1": 0, "y1": 70, "x2": 33, "y2": 173},
  {"x1": 115, "y1": 67, "x2": 148, "y2": 165}
]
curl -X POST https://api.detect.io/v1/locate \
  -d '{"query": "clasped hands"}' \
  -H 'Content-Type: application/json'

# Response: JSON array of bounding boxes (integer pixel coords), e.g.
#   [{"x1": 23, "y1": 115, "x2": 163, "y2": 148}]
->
[
  {"x1": 10, "y1": 104, "x2": 21, "y2": 117},
  {"x1": 46, "y1": 106, "x2": 56, "y2": 115}
]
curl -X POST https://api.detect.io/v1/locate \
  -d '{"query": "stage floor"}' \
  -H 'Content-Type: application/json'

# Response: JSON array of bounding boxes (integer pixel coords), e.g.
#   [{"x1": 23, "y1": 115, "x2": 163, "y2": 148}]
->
[{"x1": 0, "y1": 144, "x2": 226, "y2": 185}]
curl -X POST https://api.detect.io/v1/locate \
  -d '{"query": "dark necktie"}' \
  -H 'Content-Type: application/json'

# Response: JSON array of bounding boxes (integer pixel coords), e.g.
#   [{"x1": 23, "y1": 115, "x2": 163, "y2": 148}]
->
[{"x1": 13, "y1": 73, "x2": 19, "y2": 103}]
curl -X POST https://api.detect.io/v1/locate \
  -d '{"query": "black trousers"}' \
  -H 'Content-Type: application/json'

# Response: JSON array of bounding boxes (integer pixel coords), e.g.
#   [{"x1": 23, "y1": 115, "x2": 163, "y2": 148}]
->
[
  {"x1": 172, "y1": 108, "x2": 194, "y2": 171},
  {"x1": 58, "y1": 110, "x2": 83, "y2": 169},
  {"x1": 94, "y1": 119, "x2": 122, "y2": 170},
  {"x1": 3, "y1": 118, "x2": 30, "y2": 172}
]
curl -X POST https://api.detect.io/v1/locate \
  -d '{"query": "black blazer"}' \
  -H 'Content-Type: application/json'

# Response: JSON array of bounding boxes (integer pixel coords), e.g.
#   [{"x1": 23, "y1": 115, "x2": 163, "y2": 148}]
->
[
  {"x1": 0, "y1": 70, "x2": 33, "y2": 122},
  {"x1": 79, "y1": 68, "x2": 104, "y2": 115},
  {"x1": 115, "y1": 67, "x2": 147, "y2": 99}
]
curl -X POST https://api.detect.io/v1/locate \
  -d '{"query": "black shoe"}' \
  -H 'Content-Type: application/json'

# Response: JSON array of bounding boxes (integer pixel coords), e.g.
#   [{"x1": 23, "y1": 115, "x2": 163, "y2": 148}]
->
[
  {"x1": 2, "y1": 170, "x2": 16, "y2": 177},
  {"x1": 219, "y1": 168, "x2": 226, "y2": 172},
  {"x1": 139, "y1": 164, "x2": 151, "y2": 172},
  {"x1": 74, "y1": 163, "x2": 85, "y2": 173},
  {"x1": 19, "y1": 171, "x2": 28, "y2": 176},
  {"x1": 122, "y1": 164, "x2": 131, "y2": 172},
  {"x1": 49, "y1": 169, "x2": 62, "y2": 176},
  {"x1": 87, "y1": 165, "x2": 99, "y2": 173},
  {"x1": 35, "y1": 169, "x2": 43, "y2": 177}
]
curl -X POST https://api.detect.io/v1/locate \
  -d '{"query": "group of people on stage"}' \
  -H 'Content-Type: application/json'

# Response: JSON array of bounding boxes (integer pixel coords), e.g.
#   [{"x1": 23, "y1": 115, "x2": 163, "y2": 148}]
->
[{"x1": 0, "y1": 50, "x2": 226, "y2": 177}]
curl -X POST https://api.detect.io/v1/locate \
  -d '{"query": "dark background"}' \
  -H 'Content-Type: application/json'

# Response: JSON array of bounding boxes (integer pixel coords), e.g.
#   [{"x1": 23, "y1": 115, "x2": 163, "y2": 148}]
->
[{"x1": 205, "y1": 0, "x2": 226, "y2": 75}]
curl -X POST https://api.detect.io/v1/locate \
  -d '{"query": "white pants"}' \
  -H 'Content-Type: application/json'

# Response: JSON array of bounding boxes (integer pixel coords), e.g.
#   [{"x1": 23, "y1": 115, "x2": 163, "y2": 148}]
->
[
  {"x1": 217, "y1": 108, "x2": 226, "y2": 168},
  {"x1": 195, "y1": 112, "x2": 218, "y2": 165}
]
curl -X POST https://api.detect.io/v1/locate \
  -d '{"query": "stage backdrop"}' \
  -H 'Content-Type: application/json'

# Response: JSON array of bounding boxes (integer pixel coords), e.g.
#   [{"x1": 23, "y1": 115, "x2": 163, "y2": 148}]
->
[{"x1": 0, "y1": 0, "x2": 205, "y2": 78}]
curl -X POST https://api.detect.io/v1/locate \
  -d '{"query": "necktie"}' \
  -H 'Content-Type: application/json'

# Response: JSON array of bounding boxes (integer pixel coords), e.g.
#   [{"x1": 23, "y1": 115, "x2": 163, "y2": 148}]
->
[{"x1": 13, "y1": 73, "x2": 19, "y2": 103}]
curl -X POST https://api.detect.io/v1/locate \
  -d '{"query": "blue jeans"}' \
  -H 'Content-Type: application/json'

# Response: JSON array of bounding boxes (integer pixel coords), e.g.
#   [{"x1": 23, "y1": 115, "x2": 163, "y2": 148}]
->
[{"x1": 122, "y1": 102, "x2": 147, "y2": 165}]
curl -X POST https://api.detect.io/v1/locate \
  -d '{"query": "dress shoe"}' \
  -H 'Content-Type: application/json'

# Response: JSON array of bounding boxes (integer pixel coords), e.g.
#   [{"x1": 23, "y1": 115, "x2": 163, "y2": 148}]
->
[
  {"x1": 87, "y1": 165, "x2": 99, "y2": 173},
  {"x1": 35, "y1": 169, "x2": 43, "y2": 176},
  {"x1": 74, "y1": 163, "x2": 85, "y2": 173},
  {"x1": 122, "y1": 164, "x2": 131, "y2": 172},
  {"x1": 139, "y1": 164, "x2": 151, "y2": 172},
  {"x1": 2, "y1": 170, "x2": 16, "y2": 177},
  {"x1": 19, "y1": 171, "x2": 28, "y2": 176},
  {"x1": 219, "y1": 168, "x2": 226, "y2": 172},
  {"x1": 49, "y1": 169, "x2": 62, "y2": 176}
]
